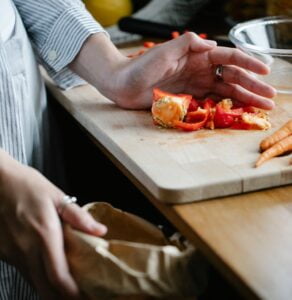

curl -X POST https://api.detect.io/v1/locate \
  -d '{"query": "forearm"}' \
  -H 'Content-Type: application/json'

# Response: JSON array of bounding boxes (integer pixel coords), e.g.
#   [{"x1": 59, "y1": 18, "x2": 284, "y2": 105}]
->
[
  {"x1": 69, "y1": 33, "x2": 129, "y2": 104},
  {"x1": 0, "y1": 149, "x2": 20, "y2": 187}
]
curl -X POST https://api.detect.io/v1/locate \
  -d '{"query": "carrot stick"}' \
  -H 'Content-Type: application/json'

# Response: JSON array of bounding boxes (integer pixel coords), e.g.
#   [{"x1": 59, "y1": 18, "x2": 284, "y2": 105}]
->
[
  {"x1": 171, "y1": 31, "x2": 180, "y2": 39},
  {"x1": 256, "y1": 135, "x2": 292, "y2": 167},
  {"x1": 260, "y1": 120, "x2": 292, "y2": 152}
]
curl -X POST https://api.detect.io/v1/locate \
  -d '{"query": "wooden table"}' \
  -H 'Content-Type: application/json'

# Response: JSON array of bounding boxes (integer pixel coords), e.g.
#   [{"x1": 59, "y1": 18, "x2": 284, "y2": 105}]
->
[{"x1": 45, "y1": 75, "x2": 292, "y2": 300}]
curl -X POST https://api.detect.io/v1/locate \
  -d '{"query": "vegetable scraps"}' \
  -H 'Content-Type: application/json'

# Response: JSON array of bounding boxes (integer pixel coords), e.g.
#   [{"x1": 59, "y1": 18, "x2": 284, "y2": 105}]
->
[
  {"x1": 151, "y1": 88, "x2": 271, "y2": 132},
  {"x1": 255, "y1": 120, "x2": 292, "y2": 167}
]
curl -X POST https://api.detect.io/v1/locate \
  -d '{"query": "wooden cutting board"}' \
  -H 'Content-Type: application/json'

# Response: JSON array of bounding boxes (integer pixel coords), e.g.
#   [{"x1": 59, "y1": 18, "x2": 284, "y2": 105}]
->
[{"x1": 45, "y1": 74, "x2": 292, "y2": 204}]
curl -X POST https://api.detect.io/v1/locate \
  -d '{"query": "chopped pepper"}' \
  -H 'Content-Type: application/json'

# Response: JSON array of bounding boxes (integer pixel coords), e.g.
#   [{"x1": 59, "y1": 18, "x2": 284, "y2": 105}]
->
[
  {"x1": 151, "y1": 89, "x2": 270, "y2": 132},
  {"x1": 187, "y1": 98, "x2": 199, "y2": 112},
  {"x1": 213, "y1": 105, "x2": 238, "y2": 128},
  {"x1": 198, "y1": 33, "x2": 208, "y2": 39},
  {"x1": 152, "y1": 89, "x2": 192, "y2": 128},
  {"x1": 174, "y1": 100, "x2": 211, "y2": 131},
  {"x1": 171, "y1": 31, "x2": 180, "y2": 39},
  {"x1": 173, "y1": 119, "x2": 207, "y2": 131},
  {"x1": 143, "y1": 41, "x2": 155, "y2": 48}
]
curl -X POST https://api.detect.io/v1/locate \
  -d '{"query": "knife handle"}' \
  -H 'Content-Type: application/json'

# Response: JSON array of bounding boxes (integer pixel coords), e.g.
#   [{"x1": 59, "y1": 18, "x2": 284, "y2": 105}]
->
[
  {"x1": 118, "y1": 17, "x2": 185, "y2": 39},
  {"x1": 118, "y1": 16, "x2": 234, "y2": 47}
]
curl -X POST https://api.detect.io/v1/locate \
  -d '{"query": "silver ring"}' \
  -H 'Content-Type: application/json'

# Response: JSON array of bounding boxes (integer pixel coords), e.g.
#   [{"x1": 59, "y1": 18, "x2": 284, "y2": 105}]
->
[
  {"x1": 215, "y1": 64, "x2": 224, "y2": 81},
  {"x1": 58, "y1": 195, "x2": 77, "y2": 216}
]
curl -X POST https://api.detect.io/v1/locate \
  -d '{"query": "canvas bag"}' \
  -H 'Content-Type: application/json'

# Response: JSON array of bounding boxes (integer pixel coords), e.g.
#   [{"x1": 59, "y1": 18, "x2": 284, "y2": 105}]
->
[{"x1": 64, "y1": 202, "x2": 208, "y2": 299}]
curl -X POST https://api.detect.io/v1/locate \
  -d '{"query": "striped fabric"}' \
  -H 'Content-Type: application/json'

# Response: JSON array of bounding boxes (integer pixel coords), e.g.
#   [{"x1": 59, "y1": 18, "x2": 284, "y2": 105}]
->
[
  {"x1": 14, "y1": 0, "x2": 107, "y2": 90},
  {"x1": 0, "y1": 263, "x2": 39, "y2": 300},
  {"x1": 0, "y1": 0, "x2": 106, "y2": 299},
  {"x1": 0, "y1": 47, "x2": 26, "y2": 163}
]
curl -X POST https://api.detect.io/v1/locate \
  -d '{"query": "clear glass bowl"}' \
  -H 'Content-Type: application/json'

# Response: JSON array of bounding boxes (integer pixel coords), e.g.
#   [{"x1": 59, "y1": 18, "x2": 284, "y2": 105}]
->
[{"x1": 229, "y1": 16, "x2": 292, "y2": 94}]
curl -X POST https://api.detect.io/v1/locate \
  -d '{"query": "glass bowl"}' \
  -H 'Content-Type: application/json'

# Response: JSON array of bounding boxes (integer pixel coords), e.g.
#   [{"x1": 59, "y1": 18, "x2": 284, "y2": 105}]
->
[{"x1": 229, "y1": 16, "x2": 292, "y2": 94}]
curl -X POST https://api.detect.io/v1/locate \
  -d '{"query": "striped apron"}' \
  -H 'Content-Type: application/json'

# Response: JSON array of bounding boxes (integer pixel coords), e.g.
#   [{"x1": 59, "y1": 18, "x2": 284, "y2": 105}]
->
[{"x1": 0, "y1": 0, "x2": 46, "y2": 298}]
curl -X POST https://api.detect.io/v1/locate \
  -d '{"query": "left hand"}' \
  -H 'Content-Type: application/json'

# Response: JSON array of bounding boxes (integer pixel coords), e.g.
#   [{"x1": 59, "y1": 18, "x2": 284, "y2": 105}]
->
[{"x1": 112, "y1": 33, "x2": 276, "y2": 109}]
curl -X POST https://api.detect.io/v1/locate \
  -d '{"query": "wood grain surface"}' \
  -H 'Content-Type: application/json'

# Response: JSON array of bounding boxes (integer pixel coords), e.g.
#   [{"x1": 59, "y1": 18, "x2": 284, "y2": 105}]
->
[
  {"x1": 44, "y1": 71, "x2": 292, "y2": 203},
  {"x1": 44, "y1": 70, "x2": 292, "y2": 300},
  {"x1": 172, "y1": 185, "x2": 292, "y2": 300}
]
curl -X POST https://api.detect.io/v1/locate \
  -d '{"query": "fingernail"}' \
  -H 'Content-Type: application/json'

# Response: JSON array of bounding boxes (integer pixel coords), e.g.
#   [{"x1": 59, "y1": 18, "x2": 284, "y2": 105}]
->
[
  {"x1": 270, "y1": 87, "x2": 277, "y2": 97},
  {"x1": 92, "y1": 223, "x2": 107, "y2": 235},
  {"x1": 204, "y1": 39, "x2": 217, "y2": 47},
  {"x1": 270, "y1": 100, "x2": 276, "y2": 109},
  {"x1": 265, "y1": 99, "x2": 275, "y2": 110}
]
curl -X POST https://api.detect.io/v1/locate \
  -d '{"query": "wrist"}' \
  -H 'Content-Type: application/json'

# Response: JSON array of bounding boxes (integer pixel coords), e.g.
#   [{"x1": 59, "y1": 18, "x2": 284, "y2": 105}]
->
[
  {"x1": 0, "y1": 150, "x2": 18, "y2": 194},
  {"x1": 0, "y1": 150, "x2": 10, "y2": 184},
  {"x1": 70, "y1": 33, "x2": 130, "y2": 101}
]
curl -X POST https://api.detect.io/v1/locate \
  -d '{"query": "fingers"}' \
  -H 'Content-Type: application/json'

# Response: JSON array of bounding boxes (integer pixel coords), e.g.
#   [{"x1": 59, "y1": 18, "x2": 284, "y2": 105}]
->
[
  {"x1": 214, "y1": 82, "x2": 275, "y2": 110},
  {"x1": 219, "y1": 65, "x2": 276, "y2": 98},
  {"x1": 186, "y1": 32, "x2": 217, "y2": 52},
  {"x1": 39, "y1": 206, "x2": 80, "y2": 300},
  {"x1": 208, "y1": 47, "x2": 270, "y2": 75},
  {"x1": 60, "y1": 203, "x2": 107, "y2": 236}
]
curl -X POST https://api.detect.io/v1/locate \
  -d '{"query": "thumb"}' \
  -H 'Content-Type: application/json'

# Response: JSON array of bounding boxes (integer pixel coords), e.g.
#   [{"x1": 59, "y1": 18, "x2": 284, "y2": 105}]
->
[
  {"x1": 59, "y1": 203, "x2": 107, "y2": 236},
  {"x1": 188, "y1": 32, "x2": 217, "y2": 52},
  {"x1": 162, "y1": 32, "x2": 217, "y2": 58}
]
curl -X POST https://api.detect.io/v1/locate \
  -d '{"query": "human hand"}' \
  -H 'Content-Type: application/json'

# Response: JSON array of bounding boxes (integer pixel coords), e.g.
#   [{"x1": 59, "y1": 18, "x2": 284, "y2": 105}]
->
[
  {"x1": 111, "y1": 33, "x2": 276, "y2": 110},
  {"x1": 0, "y1": 150, "x2": 107, "y2": 300}
]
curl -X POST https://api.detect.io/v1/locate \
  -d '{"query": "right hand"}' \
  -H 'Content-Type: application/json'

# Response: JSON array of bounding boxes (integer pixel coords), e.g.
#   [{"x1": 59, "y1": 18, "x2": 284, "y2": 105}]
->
[
  {"x1": 111, "y1": 33, "x2": 276, "y2": 109},
  {"x1": 71, "y1": 32, "x2": 276, "y2": 110},
  {"x1": 0, "y1": 150, "x2": 107, "y2": 299}
]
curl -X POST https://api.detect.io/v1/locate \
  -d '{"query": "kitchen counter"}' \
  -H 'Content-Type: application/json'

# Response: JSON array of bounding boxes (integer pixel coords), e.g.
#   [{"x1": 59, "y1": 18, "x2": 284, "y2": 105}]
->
[{"x1": 45, "y1": 68, "x2": 292, "y2": 299}]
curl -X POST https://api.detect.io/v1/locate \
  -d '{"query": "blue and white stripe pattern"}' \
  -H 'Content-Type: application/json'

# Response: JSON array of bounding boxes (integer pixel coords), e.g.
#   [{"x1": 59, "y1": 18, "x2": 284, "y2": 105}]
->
[
  {"x1": 14, "y1": 0, "x2": 107, "y2": 90},
  {"x1": 0, "y1": 263, "x2": 39, "y2": 300},
  {"x1": 0, "y1": 0, "x2": 106, "y2": 298},
  {"x1": 0, "y1": 47, "x2": 26, "y2": 163}
]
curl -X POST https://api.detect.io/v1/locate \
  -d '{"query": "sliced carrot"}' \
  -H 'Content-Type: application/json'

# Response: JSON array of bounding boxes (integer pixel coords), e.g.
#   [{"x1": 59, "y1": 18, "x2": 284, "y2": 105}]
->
[
  {"x1": 260, "y1": 120, "x2": 292, "y2": 152},
  {"x1": 255, "y1": 135, "x2": 292, "y2": 167},
  {"x1": 143, "y1": 41, "x2": 155, "y2": 48},
  {"x1": 171, "y1": 31, "x2": 180, "y2": 39}
]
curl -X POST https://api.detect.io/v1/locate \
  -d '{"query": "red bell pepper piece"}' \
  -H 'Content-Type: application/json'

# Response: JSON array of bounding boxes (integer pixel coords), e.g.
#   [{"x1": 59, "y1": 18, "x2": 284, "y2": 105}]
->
[
  {"x1": 213, "y1": 102, "x2": 251, "y2": 128},
  {"x1": 185, "y1": 109, "x2": 207, "y2": 123},
  {"x1": 230, "y1": 122, "x2": 253, "y2": 130},
  {"x1": 214, "y1": 113, "x2": 234, "y2": 128},
  {"x1": 213, "y1": 105, "x2": 237, "y2": 128},
  {"x1": 173, "y1": 119, "x2": 206, "y2": 131},
  {"x1": 198, "y1": 98, "x2": 216, "y2": 108},
  {"x1": 174, "y1": 100, "x2": 211, "y2": 131},
  {"x1": 187, "y1": 98, "x2": 199, "y2": 112},
  {"x1": 198, "y1": 33, "x2": 208, "y2": 39}
]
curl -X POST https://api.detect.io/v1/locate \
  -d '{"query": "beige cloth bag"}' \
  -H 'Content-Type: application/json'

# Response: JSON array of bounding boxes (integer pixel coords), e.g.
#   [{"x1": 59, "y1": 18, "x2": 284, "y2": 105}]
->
[{"x1": 64, "y1": 203, "x2": 208, "y2": 299}]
